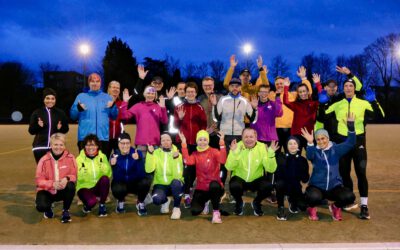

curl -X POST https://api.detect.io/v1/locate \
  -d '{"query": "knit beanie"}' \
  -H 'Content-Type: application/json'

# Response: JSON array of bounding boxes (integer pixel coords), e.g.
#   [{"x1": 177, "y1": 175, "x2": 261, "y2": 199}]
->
[
  {"x1": 314, "y1": 129, "x2": 330, "y2": 140},
  {"x1": 43, "y1": 88, "x2": 57, "y2": 99},
  {"x1": 196, "y1": 130, "x2": 209, "y2": 142},
  {"x1": 287, "y1": 136, "x2": 300, "y2": 147},
  {"x1": 118, "y1": 132, "x2": 131, "y2": 142}
]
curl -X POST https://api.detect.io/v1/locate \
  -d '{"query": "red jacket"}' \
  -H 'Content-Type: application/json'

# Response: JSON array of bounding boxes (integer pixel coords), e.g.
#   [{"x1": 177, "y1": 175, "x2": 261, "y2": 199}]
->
[
  {"x1": 181, "y1": 142, "x2": 226, "y2": 191},
  {"x1": 109, "y1": 99, "x2": 123, "y2": 140},
  {"x1": 283, "y1": 86, "x2": 319, "y2": 136},
  {"x1": 174, "y1": 102, "x2": 207, "y2": 145},
  {"x1": 35, "y1": 150, "x2": 77, "y2": 194}
]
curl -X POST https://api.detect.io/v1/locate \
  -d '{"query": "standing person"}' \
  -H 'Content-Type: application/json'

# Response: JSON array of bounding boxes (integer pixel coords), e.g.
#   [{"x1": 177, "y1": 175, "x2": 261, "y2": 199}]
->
[
  {"x1": 120, "y1": 86, "x2": 168, "y2": 158},
  {"x1": 145, "y1": 133, "x2": 184, "y2": 219},
  {"x1": 165, "y1": 82, "x2": 186, "y2": 138},
  {"x1": 274, "y1": 136, "x2": 309, "y2": 221},
  {"x1": 110, "y1": 132, "x2": 152, "y2": 216},
  {"x1": 225, "y1": 128, "x2": 278, "y2": 216},
  {"x1": 174, "y1": 82, "x2": 207, "y2": 208},
  {"x1": 301, "y1": 114, "x2": 357, "y2": 221},
  {"x1": 35, "y1": 133, "x2": 77, "y2": 223},
  {"x1": 325, "y1": 79, "x2": 384, "y2": 219},
  {"x1": 107, "y1": 80, "x2": 124, "y2": 157},
  {"x1": 29, "y1": 88, "x2": 69, "y2": 163},
  {"x1": 76, "y1": 134, "x2": 112, "y2": 217},
  {"x1": 70, "y1": 73, "x2": 118, "y2": 158},
  {"x1": 282, "y1": 69, "x2": 321, "y2": 153},
  {"x1": 180, "y1": 130, "x2": 227, "y2": 224}
]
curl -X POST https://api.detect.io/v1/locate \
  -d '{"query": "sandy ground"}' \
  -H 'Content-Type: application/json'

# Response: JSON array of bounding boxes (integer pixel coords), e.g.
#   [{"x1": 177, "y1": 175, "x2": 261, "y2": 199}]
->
[{"x1": 0, "y1": 124, "x2": 399, "y2": 245}]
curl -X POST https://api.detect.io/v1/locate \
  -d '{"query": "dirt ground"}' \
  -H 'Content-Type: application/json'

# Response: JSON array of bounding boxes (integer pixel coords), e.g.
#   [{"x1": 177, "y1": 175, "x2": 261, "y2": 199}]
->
[{"x1": 0, "y1": 124, "x2": 399, "y2": 245}]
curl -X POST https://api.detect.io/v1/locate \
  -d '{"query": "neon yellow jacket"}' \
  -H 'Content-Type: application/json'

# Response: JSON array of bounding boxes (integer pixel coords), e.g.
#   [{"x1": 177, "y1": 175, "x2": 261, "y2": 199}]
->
[
  {"x1": 325, "y1": 96, "x2": 384, "y2": 136},
  {"x1": 225, "y1": 141, "x2": 277, "y2": 182},
  {"x1": 145, "y1": 145, "x2": 184, "y2": 185},
  {"x1": 76, "y1": 150, "x2": 112, "y2": 191}
]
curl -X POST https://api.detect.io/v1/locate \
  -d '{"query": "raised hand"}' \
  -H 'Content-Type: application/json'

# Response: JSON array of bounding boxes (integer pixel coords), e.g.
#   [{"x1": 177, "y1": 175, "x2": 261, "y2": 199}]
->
[
  {"x1": 132, "y1": 149, "x2": 139, "y2": 160},
  {"x1": 178, "y1": 132, "x2": 187, "y2": 144},
  {"x1": 177, "y1": 105, "x2": 185, "y2": 120},
  {"x1": 297, "y1": 66, "x2": 307, "y2": 79},
  {"x1": 209, "y1": 94, "x2": 217, "y2": 106},
  {"x1": 123, "y1": 88, "x2": 132, "y2": 102},
  {"x1": 147, "y1": 144, "x2": 154, "y2": 153},
  {"x1": 312, "y1": 73, "x2": 321, "y2": 83},
  {"x1": 230, "y1": 139, "x2": 237, "y2": 151},
  {"x1": 173, "y1": 151, "x2": 179, "y2": 158},
  {"x1": 217, "y1": 131, "x2": 225, "y2": 142},
  {"x1": 336, "y1": 66, "x2": 351, "y2": 75},
  {"x1": 57, "y1": 121, "x2": 62, "y2": 130},
  {"x1": 110, "y1": 154, "x2": 118, "y2": 165},
  {"x1": 256, "y1": 55, "x2": 263, "y2": 69},
  {"x1": 38, "y1": 117, "x2": 44, "y2": 127},
  {"x1": 283, "y1": 77, "x2": 291, "y2": 87},
  {"x1": 138, "y1": 64, "x2": 149, "y2": 79},
  {"x1": 106, "y1": 101, "x2": 114, "y2": 108},
  {"x1": 158, "y1": 95, "x2": 166, "y2": 108},
  {"x1": 263, "y1": 65, "x2": 269, "y2": 75},
  {"x1": 250, "y1": 95, "x2": 259, "y2": 109},
  {"x1": 269, "y1": 140, "x2": 279, "y2": 152},
  {"x1": 230, "y1": 55, "x2": 238, "y2": 68},
  {"x1": 166, "y1": 87, "x2": 177, "y2": 99},
  {"x1": 206, "y1": 122, "x2": 217, "y2": 134},
  {"x1": 78, "y1": 101, "x2": 87, "y2": 110},
  {"x1": 318, "y1": 90, "x2": 329, "y2": 104},
  {"x1": 301, "y1": 127, "x2": 314, "y2": 144},
  {"x1": 364, "y1": 88, "x2": 376, "y2": 102}
]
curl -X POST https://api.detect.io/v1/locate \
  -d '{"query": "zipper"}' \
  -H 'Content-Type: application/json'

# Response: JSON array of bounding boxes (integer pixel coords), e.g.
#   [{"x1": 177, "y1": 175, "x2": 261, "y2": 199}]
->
[
  {"x1": 46, "y1": 107, "x2": 51, "y2": 148},
  {"x1": 91, "y1": 160, "x2": 97, "y2": 182},
  {"x1": 125, "y1": 158, "x2": 128, "y2": 182},
  {"x1": 163, "y1": 152, "x2": 168, "y2": 183},
  {"x1": 246, "y1": 150, "x2": 251, "y2": 181},
  {"x1": 232, "y1": 98, "x2": 236, "y2": 135},
  {"x1": 322, "y1": 151, "x2": 330, "y2": 190},
  {"x1": 189, "y1": 105, "x2": 192, "y2": 144}
]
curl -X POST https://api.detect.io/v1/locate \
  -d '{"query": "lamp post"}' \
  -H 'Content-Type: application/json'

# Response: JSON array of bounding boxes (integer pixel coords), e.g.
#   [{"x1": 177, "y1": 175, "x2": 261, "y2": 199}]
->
[
  {"x1": 243, "y1": 43, "x2": 253, "y2": 69},
  {"x1": 79, "y1": 43, "x2": 90, "y2": 86}
]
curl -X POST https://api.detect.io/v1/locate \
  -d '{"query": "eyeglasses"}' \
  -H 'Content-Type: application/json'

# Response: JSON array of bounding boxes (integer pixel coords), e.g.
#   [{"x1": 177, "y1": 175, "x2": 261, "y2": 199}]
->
[
  {"x1": 119, "y1": 142, "x2": 130, "y2": 145},
  {"x1": 85, "y1": 144, "x2": 98, "y2": 147}
]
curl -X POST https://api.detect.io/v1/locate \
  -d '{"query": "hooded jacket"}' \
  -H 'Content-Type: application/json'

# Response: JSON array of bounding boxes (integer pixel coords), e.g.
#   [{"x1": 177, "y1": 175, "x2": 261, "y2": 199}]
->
[
  {"x1": 275, "y1": 152, "x2": 309, "y2": 191},
  {"x1": 174, "y1": 101, "x2": 207, "y2": 145}
]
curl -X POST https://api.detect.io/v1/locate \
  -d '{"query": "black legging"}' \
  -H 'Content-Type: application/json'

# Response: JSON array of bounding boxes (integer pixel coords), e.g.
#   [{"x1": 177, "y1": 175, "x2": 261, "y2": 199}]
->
[
  {"x1": 339, "y1": 135, "x2": 368, "y2": 197},
  {"x1": 229, "y1": 175, "x2": 273, "y2": 205},
  {"x1": 277, "y1": 128, "x2": 291, "y2": 154},
  {"x1": 191, "y1": 181, "x2": 224, "y2": 215},
  {"x1": 36, "y1": 182, "x2": 76, "y2": 212},
  {"x1": 305, "y1": 185, "x2": 355, "y2": 208},
  {"x1": 33, "y1": 149, "x2": 49, "y2": 164},
  {"x1": 275, "y1": 179, "x2": 307, "y2": 211},
  {"x1": 180, "y1": 144, "x2": 197, "y2": 195},
  {"x1": 111, "y1": 177, "x2": 152, "y2": 203}
]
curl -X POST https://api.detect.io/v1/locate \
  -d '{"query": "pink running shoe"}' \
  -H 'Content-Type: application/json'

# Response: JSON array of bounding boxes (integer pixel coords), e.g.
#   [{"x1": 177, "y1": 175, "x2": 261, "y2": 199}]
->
[
  {"x1": 329, "y1": 204, "x2": 342, "y2": 221},
  {"x1": 307, "y1": 207, "x2": 319, "y2": 221},
  {"x1": 212, "y1": 210, "x2": 222, "y2": 224}
]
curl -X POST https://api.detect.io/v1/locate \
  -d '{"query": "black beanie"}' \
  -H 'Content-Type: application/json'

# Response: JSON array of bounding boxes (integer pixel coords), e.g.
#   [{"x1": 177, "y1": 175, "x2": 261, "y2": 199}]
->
[
  {"x1": 43, "y1": 88, "x2": 57, "y2": 99},
  {"x1": 118, "y1": 132, "x2": 131, "y2": 142}
]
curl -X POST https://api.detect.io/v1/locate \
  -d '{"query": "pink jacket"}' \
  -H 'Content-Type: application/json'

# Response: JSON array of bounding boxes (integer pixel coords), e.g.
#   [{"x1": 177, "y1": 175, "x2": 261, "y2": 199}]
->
[
  {"x1": 35, "y1": 150, "x2": 77, "y2": 194},
  {"x1": 121, "y1": 101, "x2": 168, "y2": 146}
]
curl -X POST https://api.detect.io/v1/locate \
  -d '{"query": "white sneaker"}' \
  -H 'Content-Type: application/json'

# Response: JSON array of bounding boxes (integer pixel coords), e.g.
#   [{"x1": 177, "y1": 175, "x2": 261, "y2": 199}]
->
[
  {"x1": 170, "y1": 207, "x2": 181, "y2": 220},
  {"x1": 144, "y1": 193, "x2": 153, "y2": 206},
  {"x1": 202, "y1": 200, "x2": 210, "y2": 215},
  {"x1": 160, "y1": 197, "x2": 172, "y2": 214},
  {"x1": 343, "y1": 203, "x2": 358, "y2": 211}
]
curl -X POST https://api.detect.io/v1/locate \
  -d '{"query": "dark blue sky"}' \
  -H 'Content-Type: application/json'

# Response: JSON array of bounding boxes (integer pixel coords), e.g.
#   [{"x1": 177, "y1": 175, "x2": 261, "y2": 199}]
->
[{"x1": 0, "y1": 0, "x2": 399, "y2": 76}]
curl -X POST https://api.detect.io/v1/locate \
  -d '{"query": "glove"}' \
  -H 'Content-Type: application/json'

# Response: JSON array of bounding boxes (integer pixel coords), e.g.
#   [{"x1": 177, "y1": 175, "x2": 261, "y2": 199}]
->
[
  {"x1": 318, "y1": 90, "x2": 329, "y2": 104},
  {"x1": 364, "y1": 88, "x2": 376, "y2": 102}
]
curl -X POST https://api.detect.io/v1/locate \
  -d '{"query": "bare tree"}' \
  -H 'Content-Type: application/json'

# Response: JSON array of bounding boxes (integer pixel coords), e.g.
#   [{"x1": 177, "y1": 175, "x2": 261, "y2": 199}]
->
[
  {"x1": 195, "y1": 63, "x2": 209, "y2": 79},
  {"x1": 270, "y1": 55, "x2": 290, "y2": 79},
  {"x1": 315, "y1": 53, "x2": 334, "y2": 81},
  {"x1": 209, "y1": 60, "x2": 226, "y2": 82},
  {"x1": 165, "y1": 54, "x2": 180, "y2": 76},
  {"x1": 184, "y1": 62, "x2": 196, "y2": 79}
]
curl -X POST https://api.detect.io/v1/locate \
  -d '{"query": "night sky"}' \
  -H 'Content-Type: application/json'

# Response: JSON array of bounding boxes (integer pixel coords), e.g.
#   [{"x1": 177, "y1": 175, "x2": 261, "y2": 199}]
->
[{"x1": 0, "y1": 0, "x2": 399, "y2": 76}]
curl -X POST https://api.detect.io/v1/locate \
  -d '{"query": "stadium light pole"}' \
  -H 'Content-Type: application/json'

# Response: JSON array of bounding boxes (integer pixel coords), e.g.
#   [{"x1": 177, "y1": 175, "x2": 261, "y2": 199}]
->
[
  {"x1": 79, "y1": 43, "x2": 90, "y2": 86},
  {"x1": 243, "y1": 43, "x2": 253, "y2": 69}
]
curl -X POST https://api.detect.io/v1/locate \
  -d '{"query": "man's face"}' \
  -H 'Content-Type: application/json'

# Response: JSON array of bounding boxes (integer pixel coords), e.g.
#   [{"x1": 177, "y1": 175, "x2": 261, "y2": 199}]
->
[
  {"x1": 258, "y1": 87, "x2": 270, "y2": 101},
  {"x1": 202, "y1": 80, "x2": 214, "y2": 95},
  {"x1": 275, "y1": 79, "x2": 284, "y2": 93},
  {"x1": 343, "y1": 82, "x2": 355, "y2": 98},
  {"x1": 118, "y1": 139, "x2": 131, "y2": 155},
  {"x1": 108, "y1": 82, "x2": 120, "y2": 98},
  {"x1": 89, "y1": 75, "x2": 101, "y2": 91},
  {"x1": 324, "y1": 82, "x2": 338, "y2": 96},
  {"x1": 151, "y1": 80, "x2": 164, "y2": 91},
  {"x1": 297, "y1": 86, "x2": 309, "y2": 100},
  {"x1": 176, "y1": 83, "x2": 186, "y2": 97},
  {"x1": 185, "y1": 87, "x2": 197, "y2": 101},
  {"x1": 239, "y1": 73, "x2": 251, "y2": 84},
  {"x1": 242, "y1": 129, "x2": 257, "y2": 148},
  {"x1": 229, "y1": 84, "x2": 241, "y2": 95}
]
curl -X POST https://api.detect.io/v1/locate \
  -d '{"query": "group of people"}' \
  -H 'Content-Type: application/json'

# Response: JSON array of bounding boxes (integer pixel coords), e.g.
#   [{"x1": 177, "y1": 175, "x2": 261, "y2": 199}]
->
[{"x1": 30, "y1": 55, "x2": 384, "y2": 224}]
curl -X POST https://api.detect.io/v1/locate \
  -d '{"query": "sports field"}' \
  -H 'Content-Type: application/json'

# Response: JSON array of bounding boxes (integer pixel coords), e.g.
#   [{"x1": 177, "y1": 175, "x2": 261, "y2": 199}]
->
[{"x1": 0, "y1": 124, "x2": 399, "y2": 246}]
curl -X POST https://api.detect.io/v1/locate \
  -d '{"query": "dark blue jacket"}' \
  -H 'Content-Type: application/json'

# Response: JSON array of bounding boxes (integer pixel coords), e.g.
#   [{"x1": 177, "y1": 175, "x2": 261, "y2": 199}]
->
[
  {"x1": 111, "y1": 147, "x2": 146, "y2": 183},
  {"x1": 307, "y1": 123, "x2": 356, "y2": 191},
  {"x1": 275, "y1": 152, "x2": 309, "y2": 191}
]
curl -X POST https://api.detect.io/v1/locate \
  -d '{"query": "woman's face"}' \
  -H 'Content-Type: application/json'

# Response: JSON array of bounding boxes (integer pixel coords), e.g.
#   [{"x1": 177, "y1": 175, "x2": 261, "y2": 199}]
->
[
  {"x1": 118, "y1": 139, "x2": 131, "y2": 155},
  {"x1": 51, "y1": 139, "x2": 65, "y2": 155},
  {"x1": 316, "y1": 135, "x2": 329, "y2": 150},
  {"x1": 84, "y1": 140, "x2": 99, "y2": 156},
  {"x1": 161, "y1": 135, "x2": 172, "y2": 149},
  {"x1": 287, "y1": 139, "x2": 299, "y2": 154},
  {"x1": 196, "y1": 137, "x2": 209, "y2": 150},
  {"x1": 297, "y1": 86, "x2": 309, "y2": 100},
  {"x1": 44, "y1": 95, "x2": 56, "y2": 108},
  {"x1": 185, "y1": 87, "x2": 197, "y2": 102},
  {"x1": 144, "y1": 91, "x2": 156, "y2": 102}
]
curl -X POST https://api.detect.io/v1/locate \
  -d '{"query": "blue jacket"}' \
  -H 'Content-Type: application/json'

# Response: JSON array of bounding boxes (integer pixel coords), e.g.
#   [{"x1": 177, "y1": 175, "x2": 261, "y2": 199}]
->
[
  {"x1": 111, "y1": 148, "x2": 146, "y2": 183},
  {"x1": 307, "y1": 123, "x2": 356, "y2": 191},
  {"x1": 70, "y1": 90, "x2": 118, "y2": 141}
]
